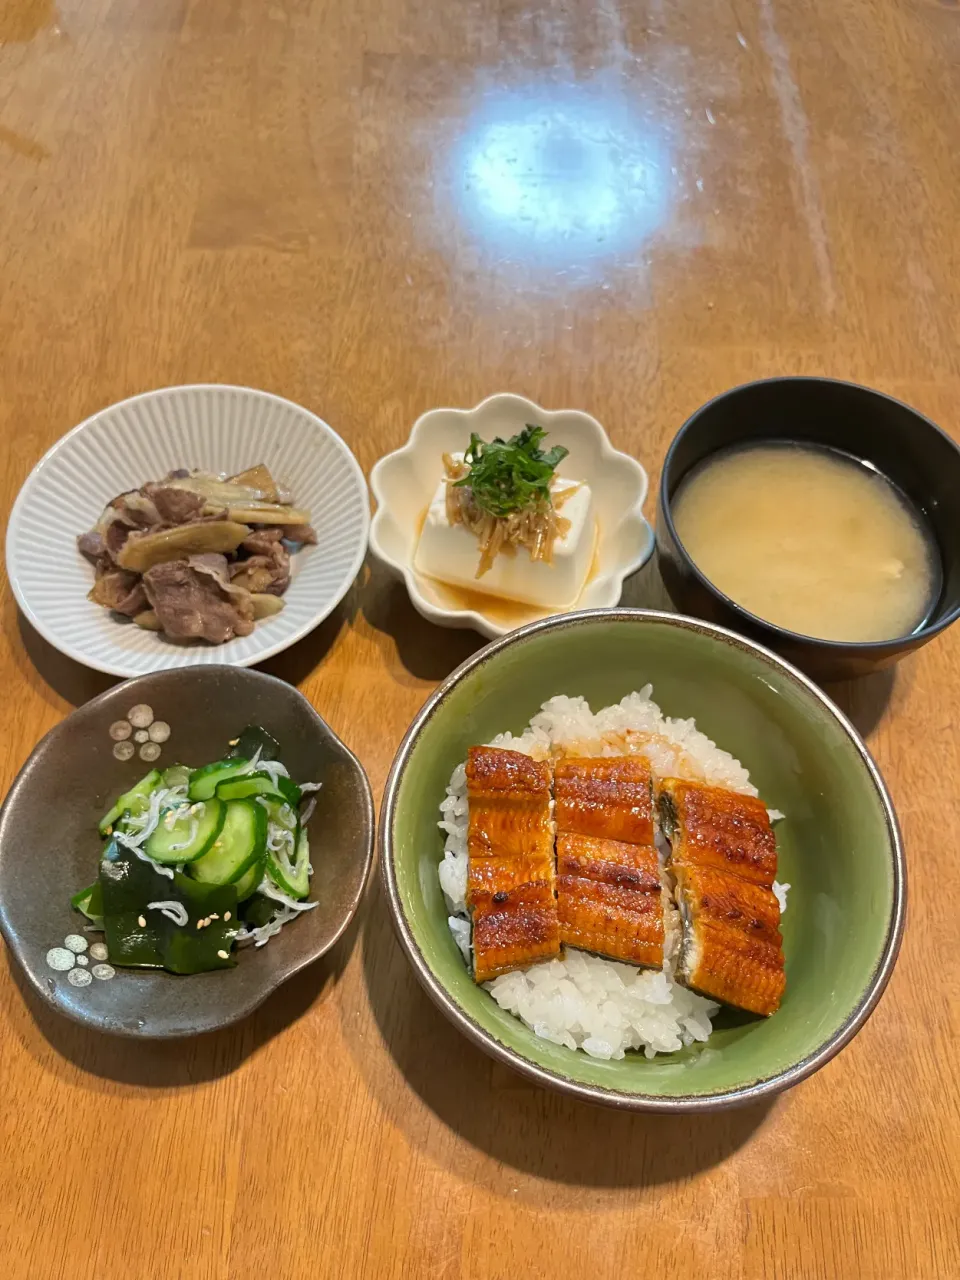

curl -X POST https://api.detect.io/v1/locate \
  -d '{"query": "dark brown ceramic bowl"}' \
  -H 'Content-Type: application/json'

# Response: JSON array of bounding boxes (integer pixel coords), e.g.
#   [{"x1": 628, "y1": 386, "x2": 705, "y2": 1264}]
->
[
  {"x1": 656, "y1": 378, "x2": 960, "y2": 681},
  {"x1": 0, "y1": 666, "x2": 374, "y2": 1037}
]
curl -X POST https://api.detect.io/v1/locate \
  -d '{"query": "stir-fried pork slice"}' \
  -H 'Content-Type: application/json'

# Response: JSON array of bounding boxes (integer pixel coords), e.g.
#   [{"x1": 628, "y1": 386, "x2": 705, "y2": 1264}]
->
[{"x1": 142, "y1": 555, "x2": 255, "y2": 643}]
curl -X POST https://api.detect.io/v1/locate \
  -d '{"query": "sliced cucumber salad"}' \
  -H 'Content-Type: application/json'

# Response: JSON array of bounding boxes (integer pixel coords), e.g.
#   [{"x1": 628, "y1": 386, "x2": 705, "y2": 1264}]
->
[{"x1": 71, "y1": 726, "x2": 320, "y2": 975}]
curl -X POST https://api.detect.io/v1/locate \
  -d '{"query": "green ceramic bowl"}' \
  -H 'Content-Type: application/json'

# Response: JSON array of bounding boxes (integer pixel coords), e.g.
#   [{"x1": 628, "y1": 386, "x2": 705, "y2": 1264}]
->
[{"x1": 380, "y1": 610, "x2": 905, "y2": 1111}]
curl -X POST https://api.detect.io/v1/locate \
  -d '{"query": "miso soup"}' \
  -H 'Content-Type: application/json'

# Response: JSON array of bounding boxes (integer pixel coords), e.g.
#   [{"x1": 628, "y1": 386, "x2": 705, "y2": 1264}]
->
[{"x1": 672, "y1": 443, "x2": 940, "y2": 642}]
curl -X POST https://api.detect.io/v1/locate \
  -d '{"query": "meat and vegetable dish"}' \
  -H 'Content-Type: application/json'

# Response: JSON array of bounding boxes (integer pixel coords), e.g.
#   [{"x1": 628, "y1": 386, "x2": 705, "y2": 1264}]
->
[
  {"x1": 77, "y1": 465, "x2": 315, "y2": 644},
  {"x1": 70, "y1": 725, "x2": 319, "y2": 975}
]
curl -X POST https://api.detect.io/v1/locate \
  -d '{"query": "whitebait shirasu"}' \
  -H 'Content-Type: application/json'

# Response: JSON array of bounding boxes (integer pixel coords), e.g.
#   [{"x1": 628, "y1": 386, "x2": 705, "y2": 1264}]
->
[
  {"x1": 167, "y1": 815, "x2": 200, "y2": 854},
  {"x1": 110, "y1": 785, "x2": 192, "y2": 880},
  {"x1": 235, "y1": 874, "x2": 318, "y2": 947},
  {"x1": 236, "y1": 901, "x2": 309, "y2": 949},
  {"x1": 113, "y1": 788, "x2": 167, "y2": 848},
  {"x1": 146, "y1": 900, "x2": 190, "y2": 927},
  {"x1": 275, "y1": 803, "x2": 297, "y2": 829},
  {"x1": 257, "y1": 877, "x2": 318, "y2": 913},
  {"x1": 234, "y1": 750, "x2": 291, "y2": 788},
  {"x1": 256, "y1": 759, "x2": 291, "y2": 787},
  {"x1": 267, "y1": 824, "x2": 295, "y2": 855}
]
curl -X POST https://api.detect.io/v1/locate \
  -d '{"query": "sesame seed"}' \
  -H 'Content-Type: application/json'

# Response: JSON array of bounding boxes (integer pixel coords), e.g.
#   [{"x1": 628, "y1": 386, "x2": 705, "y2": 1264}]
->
[
  {"x1": 224, "y1": 912, "x2": 231, "y2": 922},
  {"x1": 137, "y1": 915, "x2": 146, "y2": 928},
  {"x1": 217, "y1": 950, "x2": 229, "y2": 959}
]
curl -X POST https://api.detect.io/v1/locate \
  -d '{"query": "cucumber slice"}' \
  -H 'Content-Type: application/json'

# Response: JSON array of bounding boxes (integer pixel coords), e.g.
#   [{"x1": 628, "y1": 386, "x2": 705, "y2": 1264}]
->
[
  {"x1": 267, "y1": 825, "x2": 310, "y2": 899},
  {"x1": 189, "y1": 800, "x2": 267, "y2": 885},
  {"x1": 145, "y1": 799, "x2": 224, "y2": 864},
  {"x1": 233, "y1": 860, "x2": 264, "y2": 902},
  {"x1": 99, "y1": 769, "x2": 162, "y2": 837},
  {"x1": 71, "y1": 881, "x2": 104, "y2": 925},
  {"x1": 162, "y1": 763, "x2": 190, "y2": 790},
  {"x1": 216, "y1": 771, "x2": 301, "y2": 806},
  {"x1": 187, "y1": 759, "x2": 251, "y2": 801}
]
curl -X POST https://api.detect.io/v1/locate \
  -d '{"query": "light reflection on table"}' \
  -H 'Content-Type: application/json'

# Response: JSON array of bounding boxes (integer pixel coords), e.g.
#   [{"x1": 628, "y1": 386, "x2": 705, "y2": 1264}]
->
[{"x1": 454, "y1": 88, "x2": 671, "y2": 280}]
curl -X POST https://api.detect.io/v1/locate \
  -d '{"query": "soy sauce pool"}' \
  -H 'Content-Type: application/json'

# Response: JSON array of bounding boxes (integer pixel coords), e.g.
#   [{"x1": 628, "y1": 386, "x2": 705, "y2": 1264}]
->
[{"x1": 672, "y1": 441, "x2": 941, "y2": 643}]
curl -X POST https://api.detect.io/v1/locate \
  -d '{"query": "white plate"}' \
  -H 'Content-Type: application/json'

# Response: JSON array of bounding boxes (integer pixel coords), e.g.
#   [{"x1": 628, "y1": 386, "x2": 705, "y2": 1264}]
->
[
  {"x1": 6, "y1": 385, "x2": 370, "y2": 677},
  {"x1": 369, "y1": 393, "x2": 653, "y2": 637}
]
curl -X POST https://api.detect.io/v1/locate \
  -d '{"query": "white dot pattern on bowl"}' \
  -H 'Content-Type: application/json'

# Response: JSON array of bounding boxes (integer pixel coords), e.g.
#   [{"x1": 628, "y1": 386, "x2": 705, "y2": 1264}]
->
[{"x1": 46, "y1": 947, "x2": 75, "y2": 971}]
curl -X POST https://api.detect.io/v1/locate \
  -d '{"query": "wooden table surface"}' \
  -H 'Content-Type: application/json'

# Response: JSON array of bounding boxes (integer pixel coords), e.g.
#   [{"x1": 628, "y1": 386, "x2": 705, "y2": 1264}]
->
[{"x1": 1, "y1": 1, "x2": 959, "y2": 1276}]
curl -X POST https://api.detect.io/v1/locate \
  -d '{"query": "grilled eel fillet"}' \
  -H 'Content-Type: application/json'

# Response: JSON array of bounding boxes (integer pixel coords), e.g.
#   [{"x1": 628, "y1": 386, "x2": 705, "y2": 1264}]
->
[
  {"x1": 658, "y1": 778, "x2": 785, "y2": 1016},
  {"x1": 466, "y1": 746, "x2": 560, "y2": 982},
  {"x1": 554, "y1": 757, "x2": 677, "y2": 969}
]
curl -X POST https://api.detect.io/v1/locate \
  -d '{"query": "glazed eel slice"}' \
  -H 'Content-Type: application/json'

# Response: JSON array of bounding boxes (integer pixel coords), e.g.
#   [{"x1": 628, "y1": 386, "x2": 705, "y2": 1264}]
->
[
  {"x1": 553, "y1": 757, "x2": 678, "y2": 969},
  {"x1": 465, "y1": 746, "x2": 560, "y2": 983},
  {"x1": 657, "y1": 778, "x2": 785, "y2": 1016}
]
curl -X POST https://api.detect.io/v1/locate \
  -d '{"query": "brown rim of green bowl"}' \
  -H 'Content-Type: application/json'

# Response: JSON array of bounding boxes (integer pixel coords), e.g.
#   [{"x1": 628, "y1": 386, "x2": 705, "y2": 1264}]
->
[{"x1": 379, "y1": 608, "x2": 906, "y2": 1113}]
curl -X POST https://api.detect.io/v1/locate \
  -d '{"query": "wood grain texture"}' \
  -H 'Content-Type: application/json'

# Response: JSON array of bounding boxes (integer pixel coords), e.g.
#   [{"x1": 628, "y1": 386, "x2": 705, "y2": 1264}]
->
[{"x1": 1, "y1": 0, "x2": 959, "y2": 1276}]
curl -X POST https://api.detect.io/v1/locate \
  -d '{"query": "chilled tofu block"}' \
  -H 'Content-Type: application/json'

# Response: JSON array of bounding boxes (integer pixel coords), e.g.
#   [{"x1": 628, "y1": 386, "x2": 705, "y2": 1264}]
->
[{"x1": 414, "y1": 468, "x2": 595, "y2": 608}]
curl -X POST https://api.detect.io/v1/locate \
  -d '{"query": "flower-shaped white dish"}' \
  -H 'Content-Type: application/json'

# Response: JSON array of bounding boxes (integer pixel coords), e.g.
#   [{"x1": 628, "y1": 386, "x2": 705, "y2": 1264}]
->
[
  {"x1": 7, "y1": 385, "x2": 370, "y2": 677},
  {"x1": 369, "y1": 394, "x2": 653, "y2": 637}
]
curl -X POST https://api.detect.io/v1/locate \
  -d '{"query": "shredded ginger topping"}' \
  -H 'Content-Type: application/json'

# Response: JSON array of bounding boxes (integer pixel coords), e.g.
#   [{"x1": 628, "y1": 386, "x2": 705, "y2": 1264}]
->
[{"x1": 443, "y1": 454, "x2": 573, "y2": 578}]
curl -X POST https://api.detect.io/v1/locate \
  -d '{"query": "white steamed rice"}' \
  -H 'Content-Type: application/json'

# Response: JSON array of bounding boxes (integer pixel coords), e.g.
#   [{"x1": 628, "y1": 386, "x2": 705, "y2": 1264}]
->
[{"x1": 438, "y1": 688, "x2": 789, "y2": 1061}]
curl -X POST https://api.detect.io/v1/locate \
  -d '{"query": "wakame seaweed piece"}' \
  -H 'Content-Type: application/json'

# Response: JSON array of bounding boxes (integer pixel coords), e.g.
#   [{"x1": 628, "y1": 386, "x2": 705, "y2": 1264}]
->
[
  {"x1": 229, "y1": 725, "x2": 281, "y2": 763},
  {"x1": 99, "y1": 840, "x2": 165, "y2": 968},
  {"x1": 155, "y1": 874, "x2": 240, "y2": 974},
  {"x1": 240, "y1": 892, "x2": 277, "y2": 930},
  {"x1": 454, "y1": 424, "x2": 569, "y2": 519},
  {"x1": 98, "y1": 840, "x2": 240, "y2": 973}
]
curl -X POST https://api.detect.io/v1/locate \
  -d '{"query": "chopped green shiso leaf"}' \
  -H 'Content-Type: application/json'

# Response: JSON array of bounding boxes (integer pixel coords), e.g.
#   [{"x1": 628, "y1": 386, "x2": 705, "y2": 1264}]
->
[{"x1": 454, "y1": 424, "x2": 568, "y2": 519}]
